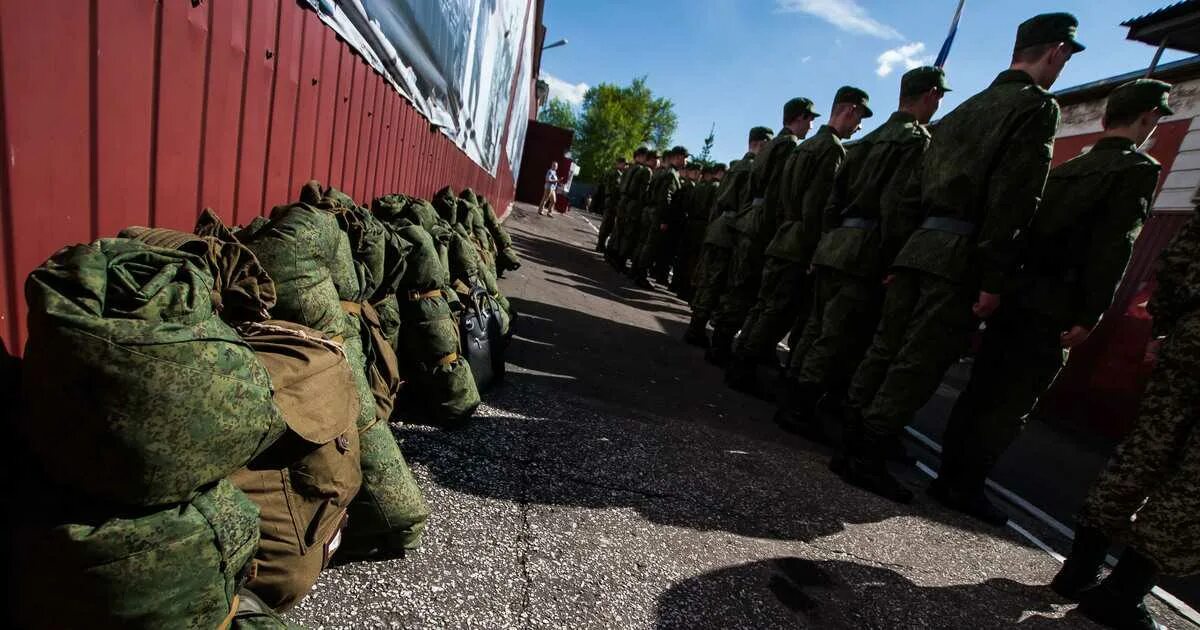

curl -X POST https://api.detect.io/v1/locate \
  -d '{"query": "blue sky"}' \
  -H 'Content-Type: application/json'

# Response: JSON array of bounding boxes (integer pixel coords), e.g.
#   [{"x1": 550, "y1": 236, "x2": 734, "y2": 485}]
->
[{"x1": 538, "y1": 0, "x2": 1190, "y2": 164}]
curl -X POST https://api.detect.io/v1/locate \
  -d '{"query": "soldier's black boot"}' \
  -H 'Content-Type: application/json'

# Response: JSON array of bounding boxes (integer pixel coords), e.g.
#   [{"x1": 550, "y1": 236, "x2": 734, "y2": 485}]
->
[
  {"x1": 832, "y1": 427, "x2": 914, "y2": 504},
  {"x1": 775, "y1": 380, "x2": 828, "y2": 443},
  {"x1": 1077, "y1": 548, "x2": 1162, "y2": 630},
  {"x1": 725, "y1": 354, "x2": 760, "y2": 395},
  {"x1": 683, "y1": 317, "x2": 710, "y2": 348},
  {"x1": 1051, "y1": 525, "x2": 1110, "y2": 600},
  {"x1": 930, "y1": 461, "x2": 1009, "y2": 526},
  {"x1": 706, "y1": 328, "x2": 735, "y2": 366}
]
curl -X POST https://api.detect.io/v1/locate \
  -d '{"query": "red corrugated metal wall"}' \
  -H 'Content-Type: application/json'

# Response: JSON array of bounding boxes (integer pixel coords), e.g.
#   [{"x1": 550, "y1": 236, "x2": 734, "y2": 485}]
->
[{"x1": 0, "y1": 0, "x2": 534, "y2": 354}]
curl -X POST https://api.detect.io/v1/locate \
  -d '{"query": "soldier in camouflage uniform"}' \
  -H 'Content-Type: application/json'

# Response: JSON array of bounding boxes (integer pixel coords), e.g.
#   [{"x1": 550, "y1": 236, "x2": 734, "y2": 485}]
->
[
  {"x1": 836, "y1": 13, "x2": 1083, "y2": 505},
  {"x1": 933, "y1": 79, "x2": 1168, "y2": 527},
  {"x1": 777, "y1": 67, "x2": 948, "y2": 439},
  {"x1": 1051, "y1": 203, "x2": 1200, "y2": 630},
  {"x1": 607, "y1": 148, "x2": 648, "y2": 266},
  {"x1": 673, "y1": 163, "x2": 726, "y2": 301},
  {"x1": 685, "y1": 127, "x2": 774, "y2": 348},
  {"x1": 659, "y1": 162, "x2": 699, "y2": 286},
  {"x1": 726, "y1": 87, "x2": 871, "y2": 396},
  {"x1": 596, "y1": 157, "x2": 628, "y2": 252},
  {"x1": 708, "y1": 100, "x2": 819, "y2": 366},
  {"x1": 631, "y1": 146, "x2": 687, "y2": 289},
  {"x1": 613, "y1": 149, "x2": 658, "y2": 271}
]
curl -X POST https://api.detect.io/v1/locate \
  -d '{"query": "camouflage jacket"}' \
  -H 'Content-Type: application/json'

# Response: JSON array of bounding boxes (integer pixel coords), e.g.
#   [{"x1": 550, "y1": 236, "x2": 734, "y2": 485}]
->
[
  {"x1": 766, "y1": 125, "x2": 846, "y2": 263},
  {"x1": 1150, "y1": 209, "x2": 1200, "y2": 338},
  {"x1": 811, "y1": 111, "x2": 932, "y2": 278},
  {"x1": 732, "y1": 129, "x2": 800, "y2": 240},
  {"x1": 600, "y1": 167, "x2": 623, "y2": 210},
  {"x1": 666, "y1": 179, "x2": 696, "y2": 226},
  {"x1": 621, "y1": 164, "x2": 653, "y2": 216},
  {"x1": 1015, "y1": 136, "x2": 1160, "y2": 329},
  {"x1": 690, "y1": 180, "x2": 720, "y2": 227},
  {"x1": 645, "y1": 166, "x2": 682, "y2": 224},
  {"x1": 706, "y1": 152, "x2": 756, "y2": 248},
  {"x1": 892, "y1": 69, "x2": 1060, "y2": 292}
]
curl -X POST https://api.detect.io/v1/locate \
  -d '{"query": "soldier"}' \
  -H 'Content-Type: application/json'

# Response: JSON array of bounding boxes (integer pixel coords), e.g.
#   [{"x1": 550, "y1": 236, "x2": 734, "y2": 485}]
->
[
  {"x1": 686, "y1": 127, "x2": 774, "y2": 348},
  {"x1": 613, "y1": 149, "x2": 658, "y2": 272},
  {"x1": 835, "y1": 13, "x2": 1083, "y2": 504},
  {"x1": 674, "y1": 163, "x2": 726, "y2": 301},
  {"x1": 726, "y1": 87, "x2": 871, "y2": 395},
  {"x1": 631, "y1": 146, "x2": 687, "y2": 289},
  {"x1": 596, "y1": 157, "x2": 628, "y2": 253},
  {"x1": 1050, "y1": 204, "x2": 1200, "y2": 630},
  {"x1": 608, "y1": 148, "x2": 649, "y2": 266},
  {"x1": 708, "y1": 100, "x2": 819, "y2": 366},
  {"x1": 932, "y1": 79, "x2": 1169, "y2": 526},
  {"x1": 659, "y1": 162, "x2": 699, "y2": 286},
  {"x1": 777, "y1": 67, "x2": 948, "y2": 439}
]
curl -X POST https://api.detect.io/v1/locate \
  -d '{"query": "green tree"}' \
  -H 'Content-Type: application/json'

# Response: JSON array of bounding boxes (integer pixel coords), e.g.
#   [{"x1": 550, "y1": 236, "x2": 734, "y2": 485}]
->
[
  {"x1": 538, "y1": 97, "x2": 578, "y2": 130},
  {"x1": 695, "y1": 124, "x2": 716, "y2": 167},
  {"x1": 571, "y1": 76, "x2": 677, "y2": 181}
]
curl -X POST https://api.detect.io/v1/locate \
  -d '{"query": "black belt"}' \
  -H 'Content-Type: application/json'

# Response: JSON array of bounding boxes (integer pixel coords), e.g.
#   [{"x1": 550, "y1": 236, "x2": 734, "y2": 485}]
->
[
  {"x1": 841, "y1": 218, "x2": 878, "y2": 230},
  {"x1": 921, "y1": 216, "x2": 975, "y2": 236}
]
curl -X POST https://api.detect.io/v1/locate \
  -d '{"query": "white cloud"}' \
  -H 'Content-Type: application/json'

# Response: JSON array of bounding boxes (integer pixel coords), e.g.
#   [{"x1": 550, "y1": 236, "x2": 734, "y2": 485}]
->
[
  {"x1": 876, "y1": 41, "x2": 932, "y2": 77},
  {"x1": 801, "y1": 55, "x2": 813, "y2": 63},
  {"x1": 777, "y1": 0, "x2": 902, "y2": 40},
  {"x1": 541, "y1": 72, "x2": 589, "y2": 106}
]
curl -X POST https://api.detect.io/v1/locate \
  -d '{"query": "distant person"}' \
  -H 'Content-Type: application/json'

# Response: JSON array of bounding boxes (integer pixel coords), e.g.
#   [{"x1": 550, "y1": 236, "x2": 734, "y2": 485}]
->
[
  {"x1": 539, "y1": 161, "x2": 559, "y2": 216},
  {"x1": 1051, "y1": 203, "x2": 1200, "y2": 630}
]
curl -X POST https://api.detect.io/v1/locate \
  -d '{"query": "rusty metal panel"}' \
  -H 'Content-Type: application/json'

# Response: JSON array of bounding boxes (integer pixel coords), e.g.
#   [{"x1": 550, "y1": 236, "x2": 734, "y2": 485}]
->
[
  {"x1": 288, "y1": 10, "x2": 324, "y2": 193},
  {"x1": 198, "y1": 0, "x2": 249, "y2": 225},
  {"x1": 153, "y1": 0, "x2": 209, "y2": 229},
  {"x1": 233, "y1": 0, "x2": 278, "y2": 225},
  {"x1": 312, "y1": 26, "x2": 339, "y2": 184},
  {"x1": 262, "y1": 0, "x2": 303, "y2": 208}
]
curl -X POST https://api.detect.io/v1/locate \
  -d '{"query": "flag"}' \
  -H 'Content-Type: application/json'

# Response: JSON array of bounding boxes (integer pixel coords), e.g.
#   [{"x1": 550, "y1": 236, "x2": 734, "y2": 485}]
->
[{"x1": 935, "y1": 0, "x2": 966, "y2": 68}]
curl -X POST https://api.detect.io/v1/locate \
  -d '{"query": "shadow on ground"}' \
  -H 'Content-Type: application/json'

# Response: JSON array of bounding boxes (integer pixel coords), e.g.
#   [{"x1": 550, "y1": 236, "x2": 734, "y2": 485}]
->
[{"x1": 653, "y1": 557, "x2": 1098, "y2": 629}]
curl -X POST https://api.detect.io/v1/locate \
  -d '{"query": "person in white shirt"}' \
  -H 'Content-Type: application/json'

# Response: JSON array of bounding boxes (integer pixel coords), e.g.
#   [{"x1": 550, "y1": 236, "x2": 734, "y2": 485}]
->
[{"x1": 539, "y1": 162, "x2": 559, "y2": 216}]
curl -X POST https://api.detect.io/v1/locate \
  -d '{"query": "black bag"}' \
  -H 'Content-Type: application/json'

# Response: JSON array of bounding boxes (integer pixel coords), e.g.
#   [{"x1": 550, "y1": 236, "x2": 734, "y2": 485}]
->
[{"x1": 459, "y1": 284, "x2": 506, "y2": 392}]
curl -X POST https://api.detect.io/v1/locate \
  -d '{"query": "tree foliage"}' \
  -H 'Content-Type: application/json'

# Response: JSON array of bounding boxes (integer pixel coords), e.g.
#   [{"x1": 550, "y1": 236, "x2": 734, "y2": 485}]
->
[
  {"x1": 537, "y1": 97, "x2": 578, "y2": 130},
  {"x1": 694, "y1": 124, "x2": 716, "y2": 167},
  {"x1": 571, "y1": 77, "x2": 677, "y2": 181}
]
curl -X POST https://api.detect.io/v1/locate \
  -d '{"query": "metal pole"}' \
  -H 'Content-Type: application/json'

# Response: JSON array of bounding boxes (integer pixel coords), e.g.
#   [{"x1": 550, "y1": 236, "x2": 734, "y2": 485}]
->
[{"x1": 1147, "y1": 37, "x2": 1169, "y2": 77}]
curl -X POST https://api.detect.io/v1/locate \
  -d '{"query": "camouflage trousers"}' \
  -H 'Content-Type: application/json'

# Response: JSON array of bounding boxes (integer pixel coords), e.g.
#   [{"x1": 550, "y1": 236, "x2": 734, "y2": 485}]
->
[
  {"x1": 617, "y1": 204, "x2": 646, "y2": 262},
  {"x1": 634, "y1": 206, "x2": 666, "y2": 272},
  {"x1": 597, "y1": 203, "x2": 619, "y2": 250},
  {"x1": 848, "y1": 269, "x2": 975, "y2": 438},
  {"x1": 1080, "y1": 310, "x2": 1200, "y2": 576},
  {"x1": 712, "y1": 234, "x2": 764, "y2": 335},
  {"x1": 674, "y1": 221, "x2": 707, "y2": 292},
  {"x1": 733, "y1": 256, "x2": 811, "y2": 362},
  {"x1": 690, "y1": 244, "x2": 733, "y2": 323},
  {"x1": 938, "y1": 307, "x2": 1065, "y2": 480},
  {"x1": 788, "y1": 267, "x2": 882, "y2": 393}
]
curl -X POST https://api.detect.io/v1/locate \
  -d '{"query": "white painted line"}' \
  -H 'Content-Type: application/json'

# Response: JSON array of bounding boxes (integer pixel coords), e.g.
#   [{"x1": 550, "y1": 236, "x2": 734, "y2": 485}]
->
[
  {"x1": 579, "y1": 214, "x2": 600, "y2": 234},
  {"x1": 908, "y1": 428, "x2": 1200, "y2": 624}
]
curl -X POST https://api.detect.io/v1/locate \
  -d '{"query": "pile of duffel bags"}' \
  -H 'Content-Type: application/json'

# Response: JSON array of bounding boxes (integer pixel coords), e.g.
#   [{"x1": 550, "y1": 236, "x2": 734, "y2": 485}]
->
[{"x1": 8, "y1": 183, "x2": 520, "y2": 629}]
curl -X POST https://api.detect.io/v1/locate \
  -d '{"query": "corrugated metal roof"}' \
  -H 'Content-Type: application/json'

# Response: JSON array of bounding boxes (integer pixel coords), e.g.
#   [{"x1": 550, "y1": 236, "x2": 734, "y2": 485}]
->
[
  {"x1": 1122, "y1": 1, "x2": 1200, "y2": 28},
  {"x1": 1054, "y1": 54, "x2": 1200, "y2": 105}
]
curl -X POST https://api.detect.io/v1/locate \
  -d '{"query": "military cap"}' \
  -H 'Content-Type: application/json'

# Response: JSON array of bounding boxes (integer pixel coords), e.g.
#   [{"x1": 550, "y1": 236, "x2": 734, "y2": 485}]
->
[
  {"x1": 645, "y1": 149, "x2": 660, "y2": 159},
  {"x1": 901, "y1": 66, "x2": 952, "y2": 97},
  {"x1": 834, "y1": 86, "x2": 873, "y2": 118},
  {"x1": 668, "y1": 145, "x2": 690, "y2": 158},
  {"x1": 784, "y1": 97, "x2": 820, "y2": 123},
  {"x1": 1015, "y1": 12, "x2": 1085, "y2": 53},
  {"x1": 712, "y1": 162, "x2": 728, "y2": 172},
  {"x1": 1106, "y1": 79, "x2": 1175, "y2": 120},
  {"x1": 616, "y1": 156, "x2": 628, "y2": 163},
  {"x1": 633, "y1": 146, "x2": 649, "y2": 157},
  {"x1": 749, "y1": 126, "x2": 774, "y2": 142}
]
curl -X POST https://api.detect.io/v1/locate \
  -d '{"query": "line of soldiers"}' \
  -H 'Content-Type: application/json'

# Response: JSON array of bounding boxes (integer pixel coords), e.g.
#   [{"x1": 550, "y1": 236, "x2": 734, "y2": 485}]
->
[{"x1": 592, "y1": 12, "x2": 1194, "y2": 630}]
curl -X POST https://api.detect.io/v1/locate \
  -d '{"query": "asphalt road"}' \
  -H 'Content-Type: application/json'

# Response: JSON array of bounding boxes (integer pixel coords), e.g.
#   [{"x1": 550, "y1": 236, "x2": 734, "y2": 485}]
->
[{"x1": 288, "y1": 204, "x2": 1196, "y2": 629}]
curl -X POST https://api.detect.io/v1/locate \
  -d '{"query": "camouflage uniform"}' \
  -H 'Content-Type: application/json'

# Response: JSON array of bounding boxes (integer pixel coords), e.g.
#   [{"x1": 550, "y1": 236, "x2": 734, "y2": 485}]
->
[
  {"x1": 675, "y1": 176, "x2": 719, "y2": 298},
  {"x1": 659, "y1": 176, "x2": 696, "y2": 283},
  {"x1": 606, "y1": 163, "x2": 637, "y2": 258},
  {"x1": 787, "y1": 111, "x2": 931, "y2": 405},
  {"x1": 633, "y1": 165, "x2": 683, "y2": 279},
  {"x1": 710, "y1": 129, "x2": 800, "y2": 358},
  {"x1": 616, "y1": 163, "x2": 653, "y2": 266},
  {"x1": 732, "y1": 125, "x2": 846, "y2": 368},
  {"x1": 1077, "y1": 211, "x2": 1200, "y2": 576},
  {"x1": 939, "y1": 136, "x2": 1160, "y2": 490},
  {"x1": 690, "y1": 154, "x2": 755, "y2": 329},
  {"x1": 597, "y1": 166, "x2": 624, "y2": 251},
  {"x1": 840, "y1": 69, "x2": 1060, "y2": 503}
]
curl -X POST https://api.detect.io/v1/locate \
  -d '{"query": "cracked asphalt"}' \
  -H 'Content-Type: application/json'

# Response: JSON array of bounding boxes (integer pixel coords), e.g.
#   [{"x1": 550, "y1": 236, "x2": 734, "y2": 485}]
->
[{"x1": 287, "y1": 204, "x2": 1197, "y2": 629}]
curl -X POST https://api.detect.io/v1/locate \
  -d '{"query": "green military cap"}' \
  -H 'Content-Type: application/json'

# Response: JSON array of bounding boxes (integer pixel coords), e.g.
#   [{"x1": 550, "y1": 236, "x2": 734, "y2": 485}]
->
[
  {"x1": 834, "y1": 85, "x2": 873, "y2": 118},
  {"x1": 749, "y1": 126, "x2": 774, "y2": 142},
  {"x1": 633, "y1": 146, "x2": 649, "y2": 157},
  {"x1": 686, "y1": 161, "x2": 702, "y2": 170},
  {"x1": 1015, "y1": 12, "x2": 1085, "y2": 53},
  {"x1": 784, "y1": 97, "x2": 820, "y2": 122},
  {"x1": 645, "y1": 149, "x2": 660, "y2": 159},
  {"x1": 669, "y1": 145, "x2": 690, "y2": 158},
  {"x1": 901, "y1": 66, "x2": 951, "y2": 97},
  {"x1": 1106, "y1": 78, "x2": 1175, "y2": 119},
  {"x1": 712, "y1": 162, "x2": 727, "y2": 172}
]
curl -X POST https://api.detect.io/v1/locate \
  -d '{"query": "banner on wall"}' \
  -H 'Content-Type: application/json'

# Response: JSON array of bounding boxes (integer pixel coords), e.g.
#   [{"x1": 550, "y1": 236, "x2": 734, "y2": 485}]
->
[
  {"x1": 306, "y1": 0, "x2": 534, "y2": 176},
  {"x1": 505, "y1": 6, "x2": 535, "y2": 184}
]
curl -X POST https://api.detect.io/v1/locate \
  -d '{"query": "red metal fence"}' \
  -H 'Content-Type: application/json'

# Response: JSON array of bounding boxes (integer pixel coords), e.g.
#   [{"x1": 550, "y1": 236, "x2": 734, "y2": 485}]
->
[{"x1": 0, "y1": 0, "x2": 533, "y2": 354}]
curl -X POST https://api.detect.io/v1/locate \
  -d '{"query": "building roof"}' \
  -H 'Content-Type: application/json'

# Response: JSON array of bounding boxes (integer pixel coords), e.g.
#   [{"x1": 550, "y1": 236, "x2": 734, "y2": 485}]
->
[
  {"x1": 1123, "y1": 1, "x2": 1200, "y2": 52},
  {"x1": 1055, "y1": 54, "x2": 1200, "y2": 106}
]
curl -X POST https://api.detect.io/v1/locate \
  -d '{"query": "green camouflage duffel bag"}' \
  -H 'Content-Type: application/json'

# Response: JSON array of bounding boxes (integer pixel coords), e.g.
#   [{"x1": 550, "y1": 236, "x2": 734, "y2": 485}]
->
[
  {"x1": 21, "y1": 239, "x2": 285, "y2": 506},
  {"x1": 479, "y1": 197, "x2": 521, "y2": 272},
  {"x1": 12, "y1": 478, "x2": 260, "y2": 630},
  {"x1": 232, "y1": 320, "x2": 363, "y2": 612}
]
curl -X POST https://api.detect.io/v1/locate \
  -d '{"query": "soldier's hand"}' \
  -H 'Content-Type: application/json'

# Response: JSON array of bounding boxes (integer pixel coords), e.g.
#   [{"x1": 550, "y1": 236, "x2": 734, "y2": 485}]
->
[
  {"x1": 882, "y1": 274, "x2": 896, "y2": 286},
  {"x1": 1060, "y1": 325, "x2": 1091, "y2": 348},
  {"x1": 972, "y1": 291, "x2": 1001, "y2": 319}
]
